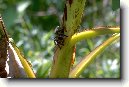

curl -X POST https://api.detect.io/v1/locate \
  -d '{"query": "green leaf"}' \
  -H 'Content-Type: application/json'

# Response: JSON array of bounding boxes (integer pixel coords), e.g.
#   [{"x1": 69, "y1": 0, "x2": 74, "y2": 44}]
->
[
  {"x1": 36, "y1": 62, "x2": 51, "y2": 78},
  {"x1": 2, "y1": 6, "x2": 18, "y2": 29},
  {"x1": 112, "y1": 0, "x2": 120, "y2": 11}
]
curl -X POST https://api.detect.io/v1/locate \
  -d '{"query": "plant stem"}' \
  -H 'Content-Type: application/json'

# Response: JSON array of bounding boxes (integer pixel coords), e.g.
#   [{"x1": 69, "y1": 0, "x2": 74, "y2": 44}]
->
[
  {"x1": 69, "y1": 33, "x2": 120, "y2": 78},
  {"x1": 70, "y1": 27, "x2": 120, "y2": 46},
  {"x1": 50, "y1": 0, "x2": 87, "y2": 78}
]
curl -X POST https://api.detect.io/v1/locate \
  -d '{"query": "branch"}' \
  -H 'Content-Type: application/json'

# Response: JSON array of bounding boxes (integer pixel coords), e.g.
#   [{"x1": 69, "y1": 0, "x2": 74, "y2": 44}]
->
[
  {"x1": 70, "y1": 27, "x2": 120, "y2": 46},
  {"x1": 69, "y1": 33, "x2": 120, "y2": 78}
]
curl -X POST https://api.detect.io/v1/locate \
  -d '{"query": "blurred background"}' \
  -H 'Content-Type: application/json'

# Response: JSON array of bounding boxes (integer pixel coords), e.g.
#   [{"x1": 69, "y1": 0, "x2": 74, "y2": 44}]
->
[{"x1": 0, "y1": 0, "x2": 120, "y2": 78}]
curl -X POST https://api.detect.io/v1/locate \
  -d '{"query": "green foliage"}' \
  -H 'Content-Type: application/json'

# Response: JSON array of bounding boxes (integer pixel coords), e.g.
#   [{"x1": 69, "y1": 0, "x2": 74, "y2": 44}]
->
[
  {"x1": 112, "y1": 0, "x2": 120, "y2": 11},
  {"x1": 36, "y1": 61, "x2": 51, "y2": 78},
  {"x1": 2, "y1": 6, "x2": 18, "y2": 28},
  {"x1": 0, "y1": 0, "x2": 120, "y2": 78}
]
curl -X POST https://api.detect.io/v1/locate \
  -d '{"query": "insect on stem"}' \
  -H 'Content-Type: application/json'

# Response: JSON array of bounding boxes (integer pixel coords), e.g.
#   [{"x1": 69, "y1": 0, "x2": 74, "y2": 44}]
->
[{"x1": 54, "y1": 26, "x2": 68, "y2": 49}]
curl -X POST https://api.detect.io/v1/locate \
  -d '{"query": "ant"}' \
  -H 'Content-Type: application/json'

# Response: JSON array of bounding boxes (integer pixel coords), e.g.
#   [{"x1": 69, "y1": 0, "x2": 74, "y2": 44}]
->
[{"x1": 54, "y1": 26, "x2": 68, "y2": 49}]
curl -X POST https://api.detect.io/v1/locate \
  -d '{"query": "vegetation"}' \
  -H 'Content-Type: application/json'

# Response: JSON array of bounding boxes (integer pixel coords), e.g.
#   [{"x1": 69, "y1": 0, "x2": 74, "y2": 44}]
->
[{"x1": 0, "y1": 0, "x2": 120, "y2": 78}]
